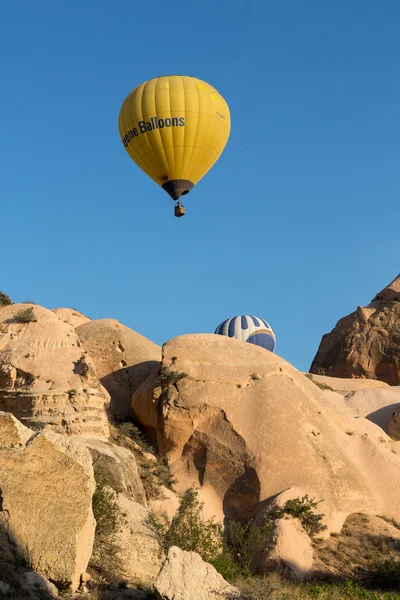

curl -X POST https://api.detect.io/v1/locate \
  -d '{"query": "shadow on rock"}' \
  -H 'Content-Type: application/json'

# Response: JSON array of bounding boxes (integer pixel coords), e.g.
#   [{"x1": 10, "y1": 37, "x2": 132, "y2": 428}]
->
[
  {"x1": 365, "y1": 403, "x2": 399, "y2": 432},
  {"x1": 223, "y1": 465, "x2": 261, "y2": 523},
  {"x1": 103, "y1": 360, "x2": 160, "y2": 416},
  {"x1": 0, "y1": 519, "x2": 57, "y2": 600}
]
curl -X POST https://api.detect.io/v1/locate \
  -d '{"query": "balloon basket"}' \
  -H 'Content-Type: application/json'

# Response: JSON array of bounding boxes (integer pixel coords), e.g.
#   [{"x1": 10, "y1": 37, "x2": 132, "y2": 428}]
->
[{"x1": 174, "y1": 204, "x2": 186, "y2": 218}]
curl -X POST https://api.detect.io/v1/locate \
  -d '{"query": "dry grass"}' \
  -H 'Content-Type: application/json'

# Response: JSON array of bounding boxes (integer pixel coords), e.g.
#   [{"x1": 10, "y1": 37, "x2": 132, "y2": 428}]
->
[
  {"x1": 233, "y1": 573, "x2": 400, "y2": 599},
  {"x1": 312, "y1": 513, "x2": 400, "y2": 583},
  {"x1": 62, "y1": 584, "x2": 154, "y2": 599},
  {"x1": 304, "y1": 373, "x2": 334, "y2": 391}
]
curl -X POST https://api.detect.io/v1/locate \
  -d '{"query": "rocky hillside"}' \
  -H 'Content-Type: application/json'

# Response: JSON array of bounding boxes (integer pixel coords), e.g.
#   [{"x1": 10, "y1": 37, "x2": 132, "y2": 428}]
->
[
  {"x1": 133, "y1": 335, "x2": 400, "y2": 531},
  {"x1": 310, "y1": 275, "x2": 400, "y2": 385},
  {"x1": 1, "y1": 293, "x2": 400, "y2": 600}
]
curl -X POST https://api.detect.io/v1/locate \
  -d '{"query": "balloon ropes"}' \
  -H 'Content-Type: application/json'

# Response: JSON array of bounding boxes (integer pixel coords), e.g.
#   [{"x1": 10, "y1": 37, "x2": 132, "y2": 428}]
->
[
  {"x1": 214, "y1": 315, "x2": 276, "y2": 353},
  {"x1": 118, "y1": 75, "x2": 231, "y2": 217}
]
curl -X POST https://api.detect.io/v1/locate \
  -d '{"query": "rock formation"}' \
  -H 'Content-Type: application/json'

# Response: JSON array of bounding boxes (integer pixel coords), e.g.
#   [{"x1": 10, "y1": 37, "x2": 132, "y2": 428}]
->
[
  {"x1": 133, "y1": 334, "x2": 400, "y2": 533},
  {"x1": 52, "y1": 307, "x2": 90, "y2": 328},
  {"x1": 76, "y1": 319, "x2": 161, "y2": 416},
  {"x1": 154, "y1": 546, "x2": 240, "y2": 600},
  {"x1": 83, "y1": 437, "x2": 147, "y2": 506},
  {"x1": 310, "y1": 275, "x2": 400, "y2": 385},
  {"x1": 338, "y1": 387, "x2": 400, "y2": 432},
  {"x1": 0, "y1": 304, "x2": 110, "y2": 438},
  {"x1": 0, "y1": 412, "x2": 95, "y2": 591},
  {"x1": 305, "y1": 375, "x2": 400, "y2": 433},
  {"x1": 3, "y1": 295, "x2": 400, "y2": 596},
  {"x1": 263, "y1": 517, "x2": 313, "y2": 580},
  {"x1": 304, "y1": 373, "x2": 389, "y2": 393}
]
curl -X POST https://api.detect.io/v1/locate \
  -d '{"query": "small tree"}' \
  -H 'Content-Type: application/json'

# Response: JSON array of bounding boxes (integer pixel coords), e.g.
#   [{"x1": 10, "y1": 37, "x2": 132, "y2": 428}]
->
[
  {"x1": 92, "y1": 481, "x2": 120, "y2": 537},
  {"x1": 227, "y1": 519, "x2": 272, "y2": 574},
  {"x1": 152, "y1": 488, "x2": 223, "y2": 562},
  {"x1": 0, "y1": 291, "x2": 12, "y2": 306}
]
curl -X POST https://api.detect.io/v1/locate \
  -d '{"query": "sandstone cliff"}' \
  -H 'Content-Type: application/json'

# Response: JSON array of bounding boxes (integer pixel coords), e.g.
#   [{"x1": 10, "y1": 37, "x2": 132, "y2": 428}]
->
[{"x1": 310, "y1": 275, "x2": 400, "y2": 384}]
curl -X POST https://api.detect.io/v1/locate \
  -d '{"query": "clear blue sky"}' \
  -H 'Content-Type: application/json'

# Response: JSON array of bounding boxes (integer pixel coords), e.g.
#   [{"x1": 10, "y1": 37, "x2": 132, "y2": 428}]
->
[{"x1": 1, "y1": 1, "x2": 399, "y2": 371}]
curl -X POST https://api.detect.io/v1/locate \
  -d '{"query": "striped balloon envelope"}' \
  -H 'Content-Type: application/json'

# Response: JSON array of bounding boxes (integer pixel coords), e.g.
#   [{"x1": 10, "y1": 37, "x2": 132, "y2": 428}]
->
[{"x1": 214, "y1": 315, "x2": 276, "y2": 353}]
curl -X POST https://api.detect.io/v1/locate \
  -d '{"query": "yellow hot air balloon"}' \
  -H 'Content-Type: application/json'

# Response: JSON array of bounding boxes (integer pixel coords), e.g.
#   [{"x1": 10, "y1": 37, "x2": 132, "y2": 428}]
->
[{"x1": 118, "y1": 75, "x2": 231, "y2": 217}]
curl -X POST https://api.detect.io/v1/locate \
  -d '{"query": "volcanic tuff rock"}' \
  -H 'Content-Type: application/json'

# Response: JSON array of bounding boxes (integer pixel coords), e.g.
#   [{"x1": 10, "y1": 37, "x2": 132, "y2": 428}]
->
[
  {"x1": 262, "y1": 517, "x2": 313, "y2": 580},
  {"x1": 154, "y1": 546, "x2": 240, "y2": 600},
  {"x1": 304, "y1": 373, "x2": 389, "y2": 393},
  {"x1": 305, "y1": 376, "x2": 400, "y2": 433},
  {"x1": 0, "y1": 303, "x2": 110, "y2": 438},
  {"x1": 0, "y1": 412, "x2": 96, "y2": 591},
  {"x1": 310, "y1": 275, "x2": 400, "y2": 385},
  {"x1": 0, "y1": 562, "x2": 58, "y2": 600},
  {"x1": 76, "y1": 319, "x2": 161, "y2": 416},
  {"x1": 132, "y1": 334, "x2": 400, "y2": 534},
  {"x1": 52, "y1": 307, "x2": 90, "y2": 328},
  {"x1": 82, "y1": 437, "x2": 147, "y2": 506},
  {"x1": 339, "y1": 387, "x2": 400, "y2": 433}
]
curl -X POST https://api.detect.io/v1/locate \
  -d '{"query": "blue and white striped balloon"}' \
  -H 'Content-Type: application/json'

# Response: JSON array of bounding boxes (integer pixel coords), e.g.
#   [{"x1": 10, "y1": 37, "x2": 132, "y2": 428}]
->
[{"x1": 214, "y1": 315, "x2": 276, "y2": 353}]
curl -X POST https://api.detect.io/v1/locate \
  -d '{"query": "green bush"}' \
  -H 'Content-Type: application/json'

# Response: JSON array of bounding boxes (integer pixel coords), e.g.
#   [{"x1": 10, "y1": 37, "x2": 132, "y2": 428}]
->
[
  {"x1": 159, "y1": 366, "x2": 188, "y2": 386},
  {"x1": 152, "y1": 455, "x2": 176, "y2": 489},
  {"x1": 0, "y1": 291, "x2": 12, "y2": 306},
  {"x1": 367, "y1": 559, "x2": 400, "y2": 589},
  {"x1": 210, "y1": 550, "x2": 246, "y2": 582},
  {"x1": 111, "y1": 414, "x2": 176, "y2": 499},
  {"x1": 92, "y1": 481, "x2": 120, "y2": 537},
  {"x1": 13, "y1": 307, "x2": 37, "y2": 323},
  {"x1": 140, "y1": 455, "x2": 176, "y2": 500},
  {"x1": 264, "y1": 495, "x2": 327, "y2": 536},
  {"x1": 79, "y1": 360, "x2": 90, "y2": 378},
  {"x1": 152, "y1": 488, "x2": 223, "y2": 562},
  {"x1": 228, "y1": 520, "x2": 272, "y2": 575},
  {"x1": 316, "y1": 367, "x2": 328, "y2": 376},
  {"x1": 151, "y1": 489, "x2": 274, "y2": 582},
  {"x1": 117, "y1": 420, "x2": 155, "y2": 453}
]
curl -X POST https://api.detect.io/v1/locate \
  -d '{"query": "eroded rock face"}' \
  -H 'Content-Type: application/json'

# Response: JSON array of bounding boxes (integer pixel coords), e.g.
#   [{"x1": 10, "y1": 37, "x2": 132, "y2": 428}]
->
[
  {"x1": 342, "y1": 387, "x2": 400, "y2": 433},
  {"x1": 0, "y1": 411, "x2": 32, "y2": 449},
  {"x1": 304, "y1": 374, "x2": 389, "y2": 393},
  {"x1": 0, "y1": 304, "x2": 109, "y2": 438},
  {"x1": 0, "y1": 413, "x2": 95, "y2": 591},
  {"x1": 76, "y1": 319, "x2": 161, "y2": 416},
  {"x1": 310, "y1": 275, "x2": 400, "y2": 385},
  {"x1": 52, "y1": 308, "x2": 90, "y2": 328},
  {"x1": 154, "y1": 546, "x2": 240, "y2": 600},
  {"x1": 83, "y1": 437, "x2": 147, "y2": 506},
  {"x1": 133, "y1": 334, "x2": 400, "y2": 531}
]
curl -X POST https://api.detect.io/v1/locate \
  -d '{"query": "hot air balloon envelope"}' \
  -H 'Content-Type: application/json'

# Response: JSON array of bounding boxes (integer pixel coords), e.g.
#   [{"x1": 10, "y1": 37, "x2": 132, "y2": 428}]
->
[
  {"x1": 118, "y1": 75, "x2": 231, "y2": 201},
  {"x1": 214, "y1": 315, "x2": 276, "y2": 353}
]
